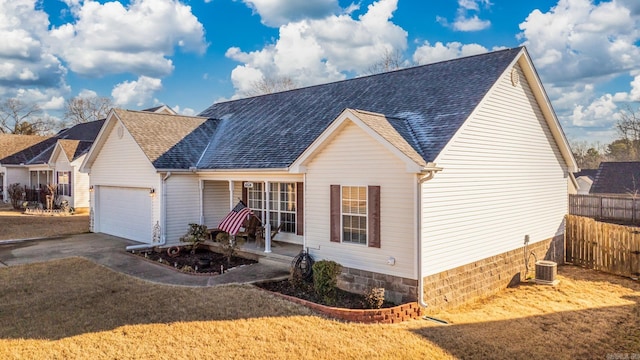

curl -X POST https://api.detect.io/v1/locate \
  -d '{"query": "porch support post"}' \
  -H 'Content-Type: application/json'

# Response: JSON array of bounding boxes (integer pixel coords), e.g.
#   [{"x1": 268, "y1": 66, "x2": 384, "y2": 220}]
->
[
  {"x1": 199, "y1": 179, "x2": 204, "y2": 225},
  {"x1": 228, "y1": 180, "x2": 234, "y2": 210},
  {"x1": 264, "y1": 181, "x2": 272, "y2": 253}
]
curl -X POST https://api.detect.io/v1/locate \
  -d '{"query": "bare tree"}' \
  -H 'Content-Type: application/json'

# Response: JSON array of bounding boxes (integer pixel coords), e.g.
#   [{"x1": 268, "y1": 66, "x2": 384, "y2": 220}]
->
[
  {"x1": 245, "y1": 75, "x2": 298, "y2": 97},
  {"x1": 0, "y1": 98, "x2": 54, "y2": 135},
  {"x1": 63, "y1": 95, "x2": 113, "y2": 125},
  {"x1": 364, "y1": 48, "x2": 406, "y2": 75},
  {"x1": 615, "y1": 105, "x2": 640, "y2": 160},
  {"x1": 571, "y1": 140, "x2": 605, "y2": 169}
]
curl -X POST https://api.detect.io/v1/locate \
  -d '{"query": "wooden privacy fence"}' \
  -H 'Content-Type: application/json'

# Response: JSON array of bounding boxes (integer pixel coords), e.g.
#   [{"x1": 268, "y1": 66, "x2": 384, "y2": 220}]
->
[
  {"x1": 566, "y1": 215, "x2": 640, "y2": 279},
  {"x1": 569, "y1": 194, "x2": 640, "y2": 225}
]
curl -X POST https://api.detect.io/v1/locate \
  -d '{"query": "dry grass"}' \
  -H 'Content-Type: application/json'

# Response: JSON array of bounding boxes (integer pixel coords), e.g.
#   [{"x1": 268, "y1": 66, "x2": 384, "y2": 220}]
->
[
  {"x1": 0, "y1": 202, "x2": 89, "y2": 241},
  {"x1": 0, "y1": 258, "x2": 638, "y2": 359}
]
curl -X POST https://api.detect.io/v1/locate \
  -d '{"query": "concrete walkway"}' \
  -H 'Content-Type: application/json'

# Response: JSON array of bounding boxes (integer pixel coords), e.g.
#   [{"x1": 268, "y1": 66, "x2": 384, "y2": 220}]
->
[{"x1": 0, "y1": 233, "x2": 290, "y2": 286}]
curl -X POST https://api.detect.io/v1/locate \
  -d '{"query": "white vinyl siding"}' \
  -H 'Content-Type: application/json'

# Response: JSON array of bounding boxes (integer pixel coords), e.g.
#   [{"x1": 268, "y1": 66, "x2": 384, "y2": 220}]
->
[
  {"x1": 203, "y1": 180, "x2": 230, "y2": 230},
  {"x1": 165, "y1": 174, "x2": 201, "y2": 246},
  {"x1": 305, "y1": 121, "x2": 417, "y2": 279},
  {"x1": 421, "y1": 63, "x2": 569, "y2": 276},
  {"x1": 70, "y1": 156, "x2": 90, "y2": 208},
  {"x1": 90, "y1": 121, "x2": 161, "y2": 240}
]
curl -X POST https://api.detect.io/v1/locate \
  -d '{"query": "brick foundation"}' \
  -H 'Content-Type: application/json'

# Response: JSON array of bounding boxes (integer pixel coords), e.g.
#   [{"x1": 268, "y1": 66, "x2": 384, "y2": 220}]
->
[
  {"x1": 422, "y1": 235, "x2": 564, "y2": 311},
  {"x1": 337, "y1": 267, "x2": 418, "y2": 304}
]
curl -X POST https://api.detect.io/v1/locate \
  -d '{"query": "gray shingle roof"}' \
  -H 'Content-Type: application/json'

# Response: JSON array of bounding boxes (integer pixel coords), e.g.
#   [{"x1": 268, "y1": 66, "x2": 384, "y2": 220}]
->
[
  {"x1": 590, "y1": 162, "x2": 640, "y2": 195},
  {"x1": 114, "y1": 109, "x2": 216, "y2": 169},
  {"x1": 1, "y1": 120, "x2": 105, "y2": 165},
  {"x1": 197, "y1": 47, "x2": 522, "y2": 169}
]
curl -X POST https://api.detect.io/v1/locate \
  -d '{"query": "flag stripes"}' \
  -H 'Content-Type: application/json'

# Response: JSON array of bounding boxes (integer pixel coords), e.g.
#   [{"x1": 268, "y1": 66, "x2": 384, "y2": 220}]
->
[{"x1": 218, "y1": 201, "x2": 253, "y2": 235}]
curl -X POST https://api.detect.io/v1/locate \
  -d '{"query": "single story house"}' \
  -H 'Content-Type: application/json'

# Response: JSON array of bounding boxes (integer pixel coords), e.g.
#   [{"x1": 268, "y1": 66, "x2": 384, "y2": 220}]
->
[
  {"x1": 590, "y1": 162, "x2": 640, "y2": 195},
  {"x1": 0, "y1": 120, "x2": 104, "y2": 209},
  {"x1": 81, "y1": 47, "x2": 577, "y2": 309},
  {"x1": 0, "y1": 134, "x2": 51, "y2": 201}
]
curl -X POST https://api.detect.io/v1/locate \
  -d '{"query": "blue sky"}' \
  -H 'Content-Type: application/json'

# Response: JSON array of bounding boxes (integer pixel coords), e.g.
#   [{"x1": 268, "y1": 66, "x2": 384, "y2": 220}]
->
[{"x1": 2, "y1": 0, "x2": 640, "y2": 145}]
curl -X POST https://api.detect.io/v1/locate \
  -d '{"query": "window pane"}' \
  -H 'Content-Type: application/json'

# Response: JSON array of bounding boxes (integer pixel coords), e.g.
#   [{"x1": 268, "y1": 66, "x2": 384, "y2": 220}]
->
[{"x1": 341, "y1": 186, "x2": 367, "y2": 245}]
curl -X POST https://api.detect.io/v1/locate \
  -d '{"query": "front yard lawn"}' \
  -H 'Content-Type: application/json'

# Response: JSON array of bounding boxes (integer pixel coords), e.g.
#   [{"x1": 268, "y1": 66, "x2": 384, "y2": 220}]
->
[
  {"x1": 0, "y1": 258, "x2": 638, "y2": 359},
  {"x1": 0, "y1": 203, "x2": 88, "y2": 241}
]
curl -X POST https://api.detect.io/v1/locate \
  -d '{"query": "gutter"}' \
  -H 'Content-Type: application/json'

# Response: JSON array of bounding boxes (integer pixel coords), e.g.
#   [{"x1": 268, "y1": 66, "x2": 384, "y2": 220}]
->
[
  {"x1": 125, "y1": 171, "x2": 171, "y2": 251},
  {"x1": 417, "y1": 164, "x2": 442, "y2": 308}
]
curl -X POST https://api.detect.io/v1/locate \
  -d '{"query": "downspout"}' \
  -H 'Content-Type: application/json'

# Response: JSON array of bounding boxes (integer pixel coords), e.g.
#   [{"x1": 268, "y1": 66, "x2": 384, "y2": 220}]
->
[
  {"x1": 417, "y1": 166, "x2": 441, "y2": 309},
  {"x1": 125, "y1": 171, "x2": 171, "y2": 251}
]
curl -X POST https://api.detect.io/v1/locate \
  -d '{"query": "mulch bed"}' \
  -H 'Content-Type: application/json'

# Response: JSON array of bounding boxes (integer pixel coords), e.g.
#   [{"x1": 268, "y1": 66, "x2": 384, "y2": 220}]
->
[
  {"x1": 134, "y1": 246, "x2": 394, "y2": 310},
  {"x1": 132, "y1": 247, "x2": 257, "y2": 274},
  {"x1": 255, "y1": 279, "x2": 396, "y2": 310}
]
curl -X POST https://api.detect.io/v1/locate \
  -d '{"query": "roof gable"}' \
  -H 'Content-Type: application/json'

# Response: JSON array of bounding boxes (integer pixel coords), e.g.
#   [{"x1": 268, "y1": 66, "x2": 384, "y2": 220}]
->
[
  {"x1": 590, "y1": 162, "x2": 640, "y2": 195},
  {"x1": 292, "y1": 109, "x2": 427, "y2": 173},
  {"x1": 82, "y1": 109, "x2": 215, "y2": 171},
  {"x1": 197, "y1": 47, "x2": 524, "y2": 169}
]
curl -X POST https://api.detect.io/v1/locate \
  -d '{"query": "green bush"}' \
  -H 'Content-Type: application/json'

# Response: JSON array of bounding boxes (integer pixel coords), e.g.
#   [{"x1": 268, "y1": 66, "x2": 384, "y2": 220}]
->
[
  {"x1": 312, "y1": 260, "x2": 343, "y2": 304},
  {"x1": 179, "y1": 223, "x2": 208, "y2": 253}
]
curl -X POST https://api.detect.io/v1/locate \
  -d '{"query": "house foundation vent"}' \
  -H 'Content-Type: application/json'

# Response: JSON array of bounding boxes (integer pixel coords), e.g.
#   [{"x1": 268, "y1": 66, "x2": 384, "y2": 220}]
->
[{"x1": 535, "y1": 260, "x2": 558, "y2": 285}]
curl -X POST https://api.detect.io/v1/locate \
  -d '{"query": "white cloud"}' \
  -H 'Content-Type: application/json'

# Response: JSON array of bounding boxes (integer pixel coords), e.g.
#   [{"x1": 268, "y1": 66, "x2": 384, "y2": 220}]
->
[
  {"x1": 0, "y1": 0, "x2": 67, "y2": 94},
  {"x1": 570, "y1": 94, "x2": 619, "y2": 127},
  {"x1": 412, "y1": 41, "x2": 495, "y2": 65},
  {"x1": 14, "y1": 87, "x2": 68, "y2": 110},
  {"x1": 438, "y1": 0, "x2": 492, "y2": 32},
  {"x1": 111, "y1": 76, "x2": 162, "y2": 107},
  {"x1": 453, "y1": 15, "x2": 491, "y2": 31},
  {"x1": 49, "y1": 0, "x2": 207, "y2": 78},
  {"x1": 517, "y1": 0, "x2": 640, "y2": 143},
  {"x1": 227, "y1": 0, "x2": 407, "y2": 97},
  {"x1": 242, "y1": 0, "x2": 340, "y2": 27},
  {"x1": 171, "y1": 105, "x2": 196, "y2": 116},
  {"x1": 519, "y1": 0, "x2": 640, "y2": 84}
]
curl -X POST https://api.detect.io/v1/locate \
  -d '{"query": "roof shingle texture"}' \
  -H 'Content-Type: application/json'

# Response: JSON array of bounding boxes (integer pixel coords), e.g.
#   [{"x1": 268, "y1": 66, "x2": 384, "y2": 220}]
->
[
  {"x1": 196, "y1": 47, "x2": 522, "y2": 169},
  {"x1": 114, "y1": 109, "x2": 216, "y2": 169},
  {"x1": 0, "y1": 120, "x2": 105, "y2": 165},
  {"x1": 590, "y1": 162, "x2": 640, "y2": 195},
  {"x1": 0, "y1": 134, "x2": 51, "y2": 163}
]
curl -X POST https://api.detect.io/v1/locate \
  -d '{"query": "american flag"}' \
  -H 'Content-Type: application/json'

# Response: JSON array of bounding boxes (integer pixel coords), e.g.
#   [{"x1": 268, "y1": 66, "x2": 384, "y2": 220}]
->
[{"x1": 218, "y1": 201, "x2": 253, "y2": 235}]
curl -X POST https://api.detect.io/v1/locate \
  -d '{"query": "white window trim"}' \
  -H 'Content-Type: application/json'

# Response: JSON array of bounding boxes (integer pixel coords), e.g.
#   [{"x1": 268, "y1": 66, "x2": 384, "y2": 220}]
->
[{"x1": 341, "y1": 185, "x2": 368, "y2": 245}]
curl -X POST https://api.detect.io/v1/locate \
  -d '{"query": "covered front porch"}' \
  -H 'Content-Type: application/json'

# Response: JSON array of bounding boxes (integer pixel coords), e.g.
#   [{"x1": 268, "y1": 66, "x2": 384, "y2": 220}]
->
[{"x1": 198, "y1": 177, "x2": 304, "y2": 255}]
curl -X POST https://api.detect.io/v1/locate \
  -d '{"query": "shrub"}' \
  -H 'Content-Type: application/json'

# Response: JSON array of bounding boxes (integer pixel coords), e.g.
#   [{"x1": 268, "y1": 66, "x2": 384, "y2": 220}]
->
[
  {"x1": 312, "y1": 260, "x2": 343, "y2": 304},
  {"x1": 7, "y1": 183, "x2": 24, "y2": 210},
  {"x1": 179, "y1": 223, "x2": 208, "y2": 254},
  {"x1": 364, "y1": 287, "x2": 385, "y2": 309}
]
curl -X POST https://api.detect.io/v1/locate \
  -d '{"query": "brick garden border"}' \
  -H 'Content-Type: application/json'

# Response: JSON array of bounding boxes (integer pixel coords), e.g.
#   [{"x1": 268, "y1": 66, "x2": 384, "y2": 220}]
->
[{"x1": 258, "y1": 287, "x2": 423, "y2": 324}]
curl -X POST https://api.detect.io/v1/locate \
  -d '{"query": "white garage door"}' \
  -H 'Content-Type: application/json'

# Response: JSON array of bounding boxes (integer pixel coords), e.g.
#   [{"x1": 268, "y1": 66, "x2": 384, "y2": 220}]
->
[{"x1": 98, "y1": 186, "x2": 152, "y2": 243}]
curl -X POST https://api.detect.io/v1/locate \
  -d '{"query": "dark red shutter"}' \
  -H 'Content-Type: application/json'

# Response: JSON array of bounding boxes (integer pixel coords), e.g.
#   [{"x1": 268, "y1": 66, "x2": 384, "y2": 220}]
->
[
  {"x1": 368, "y1": 185, "x2": 381, "y2": 248},
  {"x1": 296, "y1": 182, "x2": 304, "y2": 235},
  {"x1": 242, "y1": 183, "x2": 248, "y2": 205},
  {"x1": 330, "y1": 185, "x2": 340, "y2": 243}
]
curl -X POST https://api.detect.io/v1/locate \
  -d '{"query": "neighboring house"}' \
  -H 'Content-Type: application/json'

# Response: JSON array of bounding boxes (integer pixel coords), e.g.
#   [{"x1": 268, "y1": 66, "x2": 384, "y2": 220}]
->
[
  {"x1": 0, "y1": 120, "x2": 105, "y2": 209},
  {"x1": 590, "y1": 162, "x2": 640, "y2": 195},
  {"x1": 0, "y1": 134, "x2": 51, "y2": 201},
  {"x1": 573, "y1": 169, "x2": 598, "y2": 195},
  {"x1": 81, "y1": 47, "x2": 577, "y2": 309}
]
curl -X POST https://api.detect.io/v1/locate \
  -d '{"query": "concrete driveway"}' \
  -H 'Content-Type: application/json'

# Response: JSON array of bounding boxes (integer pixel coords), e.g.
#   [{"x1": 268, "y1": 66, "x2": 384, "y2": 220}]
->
[{"x1": 0, "y1": 233, "x2": 289, "y2": 286}]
